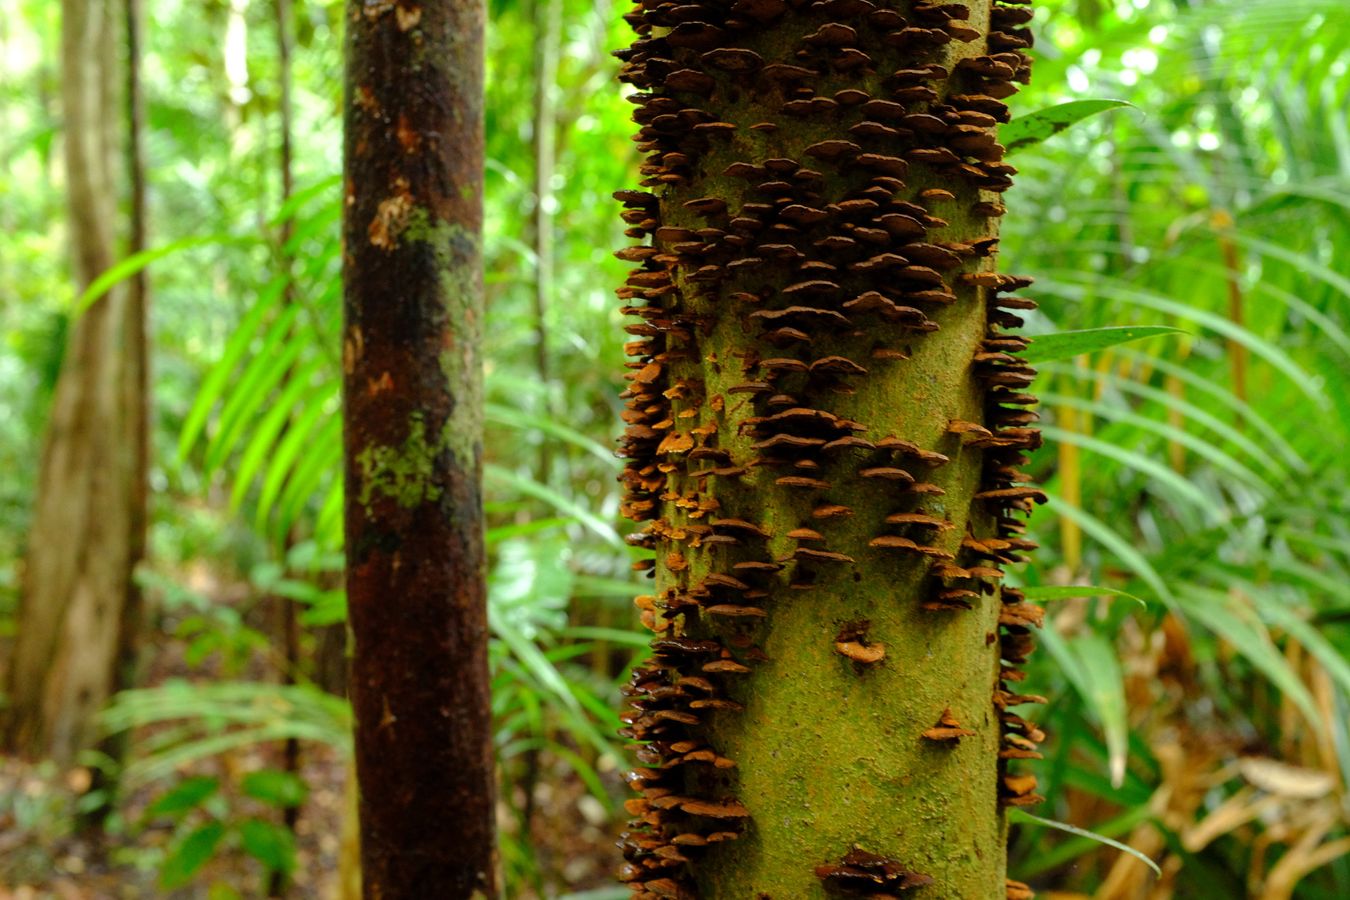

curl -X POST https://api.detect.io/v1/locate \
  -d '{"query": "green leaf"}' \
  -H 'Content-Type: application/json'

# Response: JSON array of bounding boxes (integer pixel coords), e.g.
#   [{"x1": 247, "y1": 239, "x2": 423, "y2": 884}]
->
[
  {"x1": 486, "y1": 516, "x2": 572, "y2": 545},
  {"x1": 1021, "y1": 326, "x2": 1185, "y2": 363},
  {"x1": 562, "y1": 625, "x2": 654, "y2": 649},
  {"x1": 1009, "y1": 809, "x2": 1161, "y2": 876},
  {"x1": 273, "y1": 423, "x2": 344, "y2": 538},
  {"x1": 1180, "y1": 587, "x2": 1321, "y2": 728},
  {"x1": 572, "y1": 574, "x2": 642, "y2": 599},
  {"x1": 160, "y1": 821, "x2": 226, "y2": 889},
  {"x1": 255, "y1": 399, "x2": 337, "y2": 530},
  {"x1": 1001, "y1": 99, "x2": 1134, "y2": 154},
  {"x1": 177, "y1": 278, "x2": 287, "y2": 461},
  {"x1": 1038, "y1": 426, "x2": 1221, "y2": 520},
  {"x1": 1040, "y1": 391, "x2": 1274, "y2": 497},
  {"x1": 241, "y1": 769, "x2": 309, "y2": 808},
  {"x1": 485, "y1": 464, "x2": 621, "y2": 546},
  {"x1": 1256, "y1": 599, "x2": 1350, "y2": 700},
  {"x1": 1020, "y1": 585, "x2": 1147, "y2": 606},
  {"x1": 1017, "y1": 805, "x2": 1152, "y2": 878},
  {"x1": 1043, "y1": 495, "x2": 1174, "y2": 604},
  {"x1": 1041, "y1": 630, "x2": 1130, "y2": 787},
  {"x1": 146, "y1": 776, "x2": 220, "y2": 818},
  {"x1": 1045, "y1": 359, "x2": 1304, "y2": 475},
  {"x1": 203, "y1": 308, "x2": 306, "y2": 474},
  {"x1": 1036, "y1": 275, "x2": 1330, "y2": 410},
  {"x1": 270, "y1": 174, "x2": 342, "y2": 228},
  {"x1": 486, "y1": 402, "x2": 617, "y2": 466},
  {"x1": 297, "y1": 589, "x2": 348, "y2": 627},
  {"x1": 238, "y1": 818, "x2": 298, "y2": 874},
  {"x1": 228, "y1": 363, "x2": 331, "y2": 510},
  {"x1": 76, "y1": 233, "x2": 257, "y2": 315}
]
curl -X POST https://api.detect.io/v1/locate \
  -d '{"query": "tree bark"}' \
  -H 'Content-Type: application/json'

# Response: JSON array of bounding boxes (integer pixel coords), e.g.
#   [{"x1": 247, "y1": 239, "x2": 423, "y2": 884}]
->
[
  {"x1": 615, "y1": 2, "x2": 1043, "y2": 897},
  {"x1": 3, "y1": 0, "x2": 147, "y2": 770},
  {"x1": 341, "y1": 1, "x2": 495, "y2": 897},
  {"x1": 530, "y1": 0, "x2": 562, "y2": 484},
  {"x1": 269, "y1": 3, "x2": 303, "y2": 895}
]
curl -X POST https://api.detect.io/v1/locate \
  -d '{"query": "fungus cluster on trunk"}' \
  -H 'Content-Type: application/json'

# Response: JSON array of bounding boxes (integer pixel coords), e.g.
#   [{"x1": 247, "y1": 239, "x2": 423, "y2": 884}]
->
[{"x1": 614, "y1": 0, "x2": 1044, "y2": 896}]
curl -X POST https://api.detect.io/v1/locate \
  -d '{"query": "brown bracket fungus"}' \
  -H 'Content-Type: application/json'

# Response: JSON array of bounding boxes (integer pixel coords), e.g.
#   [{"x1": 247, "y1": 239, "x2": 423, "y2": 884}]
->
[
  {"x1": 922, "y1": 707, "x2": 977, "y2": 742},
  {"x1": 834, "y1": 621, "x2": 886, "y2": 666},
  {"x1": 815, "y1": 847, "x2": 935, "y2": 895}
]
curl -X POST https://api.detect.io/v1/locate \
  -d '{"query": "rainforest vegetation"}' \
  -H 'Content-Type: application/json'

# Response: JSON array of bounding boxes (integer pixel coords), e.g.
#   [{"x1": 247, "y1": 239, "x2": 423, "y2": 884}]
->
[{"x1": 1, "y1": 0, "x2": 1348, "y2": 897}]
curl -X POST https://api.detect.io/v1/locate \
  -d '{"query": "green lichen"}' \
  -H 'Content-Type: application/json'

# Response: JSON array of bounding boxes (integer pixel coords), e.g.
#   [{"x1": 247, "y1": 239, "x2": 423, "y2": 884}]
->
[
  {"x1": 356, "y1": 415, "x2": 444, "y2": 509},
  {"x1": 354, "y1": 206, "x2": 481, "y2": 513},
  {"x1": 402, "y1": 208, "x2": 484, "y2": 475},
  {"x1": 432, "y1": 226, "x2": 484, "y2": 474}
]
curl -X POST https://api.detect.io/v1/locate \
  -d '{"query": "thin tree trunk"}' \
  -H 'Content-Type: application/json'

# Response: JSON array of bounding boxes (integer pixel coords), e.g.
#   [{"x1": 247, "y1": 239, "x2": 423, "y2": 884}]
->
[
  {"x1": 342, "y1": 1, "x2": 495, "y2": 897},
  {"x1": 615, "y1": 2, "x2": 1043, "y2": 897},
  {"x1": 530, "y1": 0, "x2": 562, "y2": 484},
  {"x1": 519, "y1": 0, "x2": 565, "y2": 839},
  {"x1": 4, "y1": 0, "x2": 147, "y2": 771},
  {"x1": 269, "y1": 1, "x2": 302, "y2": 894},
  {"x1": 123, "y1": 0, "x2": 148, "y2": 582}
]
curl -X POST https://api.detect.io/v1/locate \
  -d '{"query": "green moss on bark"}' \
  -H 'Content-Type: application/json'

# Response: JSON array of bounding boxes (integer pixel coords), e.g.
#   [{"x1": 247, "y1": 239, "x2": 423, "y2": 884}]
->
[{"x1": 616, "y1": 0, "x2": 1044, "y2": 897}]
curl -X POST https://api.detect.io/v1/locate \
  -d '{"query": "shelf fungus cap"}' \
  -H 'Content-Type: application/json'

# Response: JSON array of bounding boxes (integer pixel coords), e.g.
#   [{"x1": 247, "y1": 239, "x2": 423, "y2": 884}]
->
[
  {"x1": 834, "y1": 640, "x2": 886, "y2": 665},
  {"x1": 705, "y1": 604, "x2": 768, "y2": 618},
  {"x1": 788, "y1": 526, "x2": 826, "y2": 541},
  {"x1": 812, "y1": 503, "x2": 855, "y2": 520},
  {"x1": 922, "y1": 707, "x2": 977, "y2": 742},
  {"x1": 792, "y1": 547, "x2": 856, "y2": 564},
  {"x1": 869, "y1": 535, "x2": 955, "y2": 560},
  {"x1": 947, "y1": 418, "x2": 994, "y2": 440},
  {"x1": 702, "y1": 658, "x2": 752, "y2": 674},
  {"x1": 815, "y1": 847, "x2": 935, "y2": 894},
  {"x1": 885, "y1": 512, "x2": 954, "y2": 530},
  {"x1": 679, "y1": 797, "x2": 750, "y2": 819},
  {"x1": 859, "y1": 466, "x2": 916, "y2": 483}
]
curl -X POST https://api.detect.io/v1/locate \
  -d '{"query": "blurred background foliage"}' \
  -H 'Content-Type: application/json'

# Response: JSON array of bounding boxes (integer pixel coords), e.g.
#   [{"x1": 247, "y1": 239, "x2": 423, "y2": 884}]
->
[{"x1": 1, "y1": 0, "x2": 1348, "y2": 896}]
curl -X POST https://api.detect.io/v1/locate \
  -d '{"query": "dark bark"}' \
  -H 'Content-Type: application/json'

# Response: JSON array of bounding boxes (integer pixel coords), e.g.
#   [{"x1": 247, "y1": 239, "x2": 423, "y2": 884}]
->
[
  {"x1": 270, "y1": 1, "x2": 302, "y2": 895},
  {"x1": 613, "y1": 1, "x2": 1044, "y2": 897},
  {"x1": 341, "y1": 2, "x2": 495, "y2": 897},
  {"x1": 124, "y1": 0, "x2": 149, "y2": 562}
]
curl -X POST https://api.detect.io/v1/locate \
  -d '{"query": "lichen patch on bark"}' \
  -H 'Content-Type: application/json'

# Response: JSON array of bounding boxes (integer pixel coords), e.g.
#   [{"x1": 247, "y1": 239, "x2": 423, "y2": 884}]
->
[{"x1": 354, "y1": 415, "x2": 445, "y2": 509}]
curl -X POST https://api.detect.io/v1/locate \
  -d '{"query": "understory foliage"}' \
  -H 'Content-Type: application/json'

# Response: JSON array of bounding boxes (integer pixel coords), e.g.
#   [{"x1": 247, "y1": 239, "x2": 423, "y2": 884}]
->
[{"x1": 0, "y1": 0, "x2": 1348, "y2": 896}]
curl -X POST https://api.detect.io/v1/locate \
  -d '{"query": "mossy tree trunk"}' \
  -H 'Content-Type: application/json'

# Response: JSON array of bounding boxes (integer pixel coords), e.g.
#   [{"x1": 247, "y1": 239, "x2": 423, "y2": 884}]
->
[
  {"x1": 615, "y1": 2, "x2": 1045, "y2": 898},
  {"x1": 4, "y1": 0, "x2": 148, "y2": 771},
  {"x1": 341, "y1": 1, "x2": 495, "y2": 896}
]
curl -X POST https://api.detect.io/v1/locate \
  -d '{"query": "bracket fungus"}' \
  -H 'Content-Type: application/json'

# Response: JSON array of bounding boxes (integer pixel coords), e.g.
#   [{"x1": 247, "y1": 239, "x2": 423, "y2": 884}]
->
[
  {"x1": 815, "y1": 848, "x2": 935, "y2": 895},
  {"x1": 834, "y1": 621, "x2": 886, "y2": 666},
  {"x1": 615, "y1": 0, "x2": 1043, "y2": 895},
  {"x1": 922, "y1": 706, "x2": 977, "y2": 742}
]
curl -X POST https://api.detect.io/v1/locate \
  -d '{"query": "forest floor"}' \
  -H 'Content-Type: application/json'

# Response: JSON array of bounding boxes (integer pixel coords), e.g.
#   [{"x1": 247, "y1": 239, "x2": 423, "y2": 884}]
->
[{"x1": 0, "y1": 569, "x2": 622, "y2": 899}]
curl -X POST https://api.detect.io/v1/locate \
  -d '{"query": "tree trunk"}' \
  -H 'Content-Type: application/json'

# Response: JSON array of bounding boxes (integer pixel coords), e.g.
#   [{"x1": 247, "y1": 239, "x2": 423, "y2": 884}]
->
[
  {"x1": 615, "y1": 2, "x2": 1043, "y2": 898},
  {"x1": 4, "y1": 0, "x2": 147, "y2": 770},
  {"x1": 530, "y1": 0, "x2": 562, "y2": 484},
  {"x1": 269, "y1": 2, "x2": 303, "y2": 895},
  {"x1": 341, "y1": 1, "x2": 495, "y2": 897}
]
